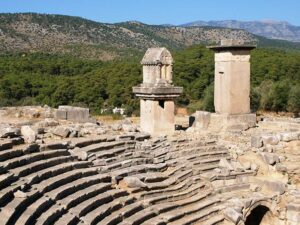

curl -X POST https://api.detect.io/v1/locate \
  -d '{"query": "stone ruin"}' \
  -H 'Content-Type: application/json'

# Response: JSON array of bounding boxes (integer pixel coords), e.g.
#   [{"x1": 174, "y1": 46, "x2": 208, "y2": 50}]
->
[
  {"x1": 133, "y1": 47, "x2": 183, "y2": 136},
  {"x1": 0, "y1": 43, "x2": 299, "y2": 225},
  {"x1": 55, "y1": 106, "x2": 96, "y2": 123},
  {"x1": 190, "y1": 40, "x2": 257, "y2": 132}
]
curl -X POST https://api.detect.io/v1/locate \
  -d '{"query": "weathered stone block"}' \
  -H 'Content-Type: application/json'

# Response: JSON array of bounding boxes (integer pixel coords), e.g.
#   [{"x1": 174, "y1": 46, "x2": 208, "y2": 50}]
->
[
  {"x1": 251, "y1": 135, "x2": 263, "y2": 148},
  {"x1": 190, "y1": 111, "x2": 211, "y2": 129},
  {"x1": 0, "y1": 124, "x2": 21, "y2": 138},
  {"x1": 261, "y1": 134, "x2": 280, "y2": 146},
  {"x1": 263, "y1": 180, "x2": 286, "y2": 195},
  {"x1": 21, "y1": 126, "x2": 37, "y2": 144},
  {"x1": 55, "y1": 106, "x2": 94, "y2": 123},
  {"x1": 52, "y1": 126, "x2": 70, "y2": 138},
  {"x1": 280, "y1": 132, "x2": 299, "y2": 142},
  {"x1": 55, "y1": 109, "x2": 67, "y2": 120},
  {"x1": 223, "y1": 208, "x2": 242, "y2": 224},
  {"x1": 260, "y1": 152, "x2": 279, "y2": 165}
]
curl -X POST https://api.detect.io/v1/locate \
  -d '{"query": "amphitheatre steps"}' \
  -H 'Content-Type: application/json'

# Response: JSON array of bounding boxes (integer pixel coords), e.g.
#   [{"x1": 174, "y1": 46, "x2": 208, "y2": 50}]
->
[
  {"x1": 199, "y1": 214, "x2": 225, "y2": 225},
  {"x1": 80, "y1": 196, "x2": 138, "y2": 224},
  {"x1": 0, "y1": 133, "x2": 248, "y2": 225}
]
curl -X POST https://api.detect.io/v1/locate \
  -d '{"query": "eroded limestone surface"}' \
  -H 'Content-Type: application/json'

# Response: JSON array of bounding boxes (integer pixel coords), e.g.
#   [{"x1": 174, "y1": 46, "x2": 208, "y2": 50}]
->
[{"x1": 0, "y1": 106, "x2": 299, "y2": 225}]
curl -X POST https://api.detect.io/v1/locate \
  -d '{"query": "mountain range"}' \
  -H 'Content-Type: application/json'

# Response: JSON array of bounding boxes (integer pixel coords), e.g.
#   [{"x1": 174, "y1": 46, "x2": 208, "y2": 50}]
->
[
  {"x1": 182, "y1": 20, "x2": 300, "y2": 42},
  {"x1": 1, "y1": 13, "x2": 300, "y2": 60}
]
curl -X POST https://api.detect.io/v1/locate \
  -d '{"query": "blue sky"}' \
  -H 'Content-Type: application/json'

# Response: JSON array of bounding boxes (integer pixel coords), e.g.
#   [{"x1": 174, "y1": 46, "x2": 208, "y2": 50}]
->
[{"x1": 1, "y1": 0, "x2": 300, "y2": 26}]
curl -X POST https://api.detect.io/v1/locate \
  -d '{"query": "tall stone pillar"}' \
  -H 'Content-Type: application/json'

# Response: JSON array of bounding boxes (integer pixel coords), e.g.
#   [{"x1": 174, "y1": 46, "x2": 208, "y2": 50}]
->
[
  {"x1": 195, "y1": 40, "x2": 258, "y2": 131},
  {"x1": 133, "y1": 48, "x2": 183, "y2": 136},
  {"x1": 209, "y1": 39, "x2": 256, "y2": 114}
]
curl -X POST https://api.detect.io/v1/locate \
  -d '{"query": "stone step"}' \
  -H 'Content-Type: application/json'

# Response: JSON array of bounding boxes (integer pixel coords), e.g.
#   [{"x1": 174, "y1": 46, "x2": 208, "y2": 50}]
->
[
  {"x1": 76, "y1": 141, "x2": 130, "y2": 154},
  {"x1": 58, "y1": 182, "x2": 112, "y2": 209},
  {"x1": 119, "y1": 207, "x2": 157, "y2": 225},
  {"x1": 81, "y1": 196, "x2": 137, "y2": 225},
  {"x1": 146, "y1": 170, "x2": 192, "y2": 190},
  {"x1": 36, "y1": 182, "x2": 112, "y2": 225},
  {"x1": 35, "y1": 167, "x2": 98, "y2": 193},
  {"x1": 168, "y1": 143, "x2": 218, "y2": 153},
  {"x1": 93, "y1": 146, "x2": 134, "y2": 160},
  {"x1": 165, "y1": 150, "x2": 228, "y2": 164},
  {"x1": 0, "y1": 147, "x2": 24, "y2": 163},
  {"x1": 70, "y1": 136, "x2": 110, "y2": 148},
  {"x1": 0, "y1": 167, "x2": 97, "y2": 223},
  {"x1": 158, "y1": 197, "x2": 220, "y2": 223},
  {"x1": 133, "y1": 172, "x2": 169, "y2": 183},
  {"x1": 69, "y1": 189, "x2": 128, "y2": 217},
  {"x1": 0, "y1": 172, "x2": 17, "y2": 190},
  {"x1": 95, "y1": 202, "x2": 144, "y2": 225},
  {"x1": 101, "y1": 158, "x2": 154, "y2": 173},
  {"x1": 141, "y1": 191, "x2": 213, "y2": 225},
  {"x1": 14, "y1": 196, "x2": 54, "y2": 225},
  {"x1": 168, "y1": 205, "x2": 222, "y2": 225},
  {"x1": 198, "y1": 214, "x2": 225, "y2": 225},
  {"x1": 173, "y1": 148, "x2": 227, "y2": 158},
  {"x1": 132, "y1": 165, "x2": 186, "y2": 184},
  {"x1": 45, "y1": 173, "x2": 111, "y2": 201},
  {"x1": 53, "y1": 213, "x2": 80, "y2": 225},
  {"x1": 214, "y1": 183, "x2": 250, "y2": 194},
  {"x1": 0, "y1": 182, "x2": 22, "y2": 207},
  {"x1": 54, "y1": 189, "x2": 128, "y2": 225},
  {"x1": 0, "y1": 144, "x2": 39, "y2": 163},
  {"x1": 143, "y1": 182, "x2": 206, "y2": 205},
  {"x1": 9, "y1": 155, "x2": 74, "y2": 178},
  {"x1": 39, "y1": 142, "x2": 68, "y2": 151},
  {"x1": 2, "y1": 149, "x2": 69, "y2": 171},
  {"x1": 0, "y1": 140, "x2": 13, "y2": 151},
  {"x1": 0, "y1": 189, "x2": 42, "y2": 225},
  {"x1": 13, "y1": 159, "x2": 86, "y2": 189},
  {"x1": 137, "y1": 176, "x2": 195, "y2": 198},
  {"x1": 10, "y1": 137, "x2": 25, "y2": 146},
  {"x1": 193, "y1": 164, "x2": 220, "y2": 174},
  {"x1": 97, "y1": 149, "x2": 150, "y2": 166},
  {"x1": 110, "y1": 163, "x2": 167, "y2": 181},
  {"x1": 0, "y1": 160, "x2": 84, "y2": 207}
]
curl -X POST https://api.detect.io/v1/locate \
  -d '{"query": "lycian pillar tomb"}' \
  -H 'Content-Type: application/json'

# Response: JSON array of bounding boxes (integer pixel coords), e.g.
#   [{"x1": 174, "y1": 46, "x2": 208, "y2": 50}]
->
[
  {"x1": 133, "y1": 48, "x2": 183, "y2": 135},
  {"x1": 208, "y1": 39, "x2": 256, "y2": 114},
  {"x1": 190, "y1": 40, "x2": 257, "y2": 131}
]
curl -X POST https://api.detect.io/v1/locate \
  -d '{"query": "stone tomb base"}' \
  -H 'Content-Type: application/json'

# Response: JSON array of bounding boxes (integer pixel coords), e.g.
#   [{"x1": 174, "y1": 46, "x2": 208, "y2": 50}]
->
[
  {"x1": 190, "y1": 111, "x2": 256, "y2": 132},
  {"x1": 140, "y1": 99, "x2": 175, "y2": 135},
  {"x1": 55, "y1": 106, "x2": 96, "y2": 123}
]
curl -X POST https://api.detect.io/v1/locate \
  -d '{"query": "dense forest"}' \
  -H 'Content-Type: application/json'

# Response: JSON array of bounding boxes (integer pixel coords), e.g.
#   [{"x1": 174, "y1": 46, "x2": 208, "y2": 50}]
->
[{"x1": 0, "y1": 45, "x2": 299, "y2": 115}]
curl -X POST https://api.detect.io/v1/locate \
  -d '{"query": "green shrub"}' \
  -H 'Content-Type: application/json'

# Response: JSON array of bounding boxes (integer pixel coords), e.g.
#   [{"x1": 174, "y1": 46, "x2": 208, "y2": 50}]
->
[{"x1": 288, "y1": 85, "x2": 300, "y2": 116}]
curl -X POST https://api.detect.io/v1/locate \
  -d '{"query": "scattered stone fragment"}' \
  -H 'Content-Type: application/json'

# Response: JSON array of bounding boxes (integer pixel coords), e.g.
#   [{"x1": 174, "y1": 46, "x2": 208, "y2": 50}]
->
[
  {"x1": 21, "y1": 125, "x2": 37, "y2": 143},
  {"x1": 242, "y1": 161, "x2": 251, "y2": 170},
  {"x1": 280, "y1": 132, "x2": 299, "y2": 142},
  {"x1": 263, "y1": 181, "x2": 286, "y2": 195},
  {"x1": 260, "y1": 152, "x2": 280, "y2": 165},
  {"x1": 223, "y1": 208, "x2": 242, "y2": 224},
  {"x1": 52, "y1": 126, "x2": 71, "y2": 138},
  {"x1": 250, "y1": 163, "x2": 259, "y2": 171},
  {"x1": 219, "y1": 158, "x2": 234, "y2": 171},
  {"x1": 0, "y1": 124, "x2": 21, "y2": 138},
  {"x1": 123, "y1": 176, "x2": 147, "y2": 188},
  {"x1": 14, "y1": 190, "x2": 27, "y2": 198},
  {"x1": 261, "y1": 134, "x2": 280, "y2": 146}
]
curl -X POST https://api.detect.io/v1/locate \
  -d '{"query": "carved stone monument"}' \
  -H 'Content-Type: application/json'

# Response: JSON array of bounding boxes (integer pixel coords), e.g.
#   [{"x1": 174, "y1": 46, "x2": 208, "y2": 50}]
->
[
  {"x1": 207, "y1": 40, "x2": 257, "y2": 131},
  {"x1": 191, "y1": 40, "x2": 257, "y2": 132},
  {"x1": 209, "y1": 39, "x2": 256, "y2": 114},
  {"x1": 133, "y1": 48, "x2": 183, "y2": 135}
]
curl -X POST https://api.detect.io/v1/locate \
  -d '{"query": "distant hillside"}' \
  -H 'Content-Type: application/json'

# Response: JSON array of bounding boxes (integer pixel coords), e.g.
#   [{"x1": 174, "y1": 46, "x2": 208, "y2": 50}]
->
[
  {"x1": 1, "y1": 13, "x2": 300, "y2": 60},
  {"x1": 182, "y1": 20, "x2": 300, "y2": 42}
]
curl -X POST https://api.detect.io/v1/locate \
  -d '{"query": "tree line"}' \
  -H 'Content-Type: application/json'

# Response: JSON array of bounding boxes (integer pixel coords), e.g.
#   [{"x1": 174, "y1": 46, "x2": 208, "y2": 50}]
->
[{"x1": 0, "y1": 45, "x2": 299, "y2": 115}]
